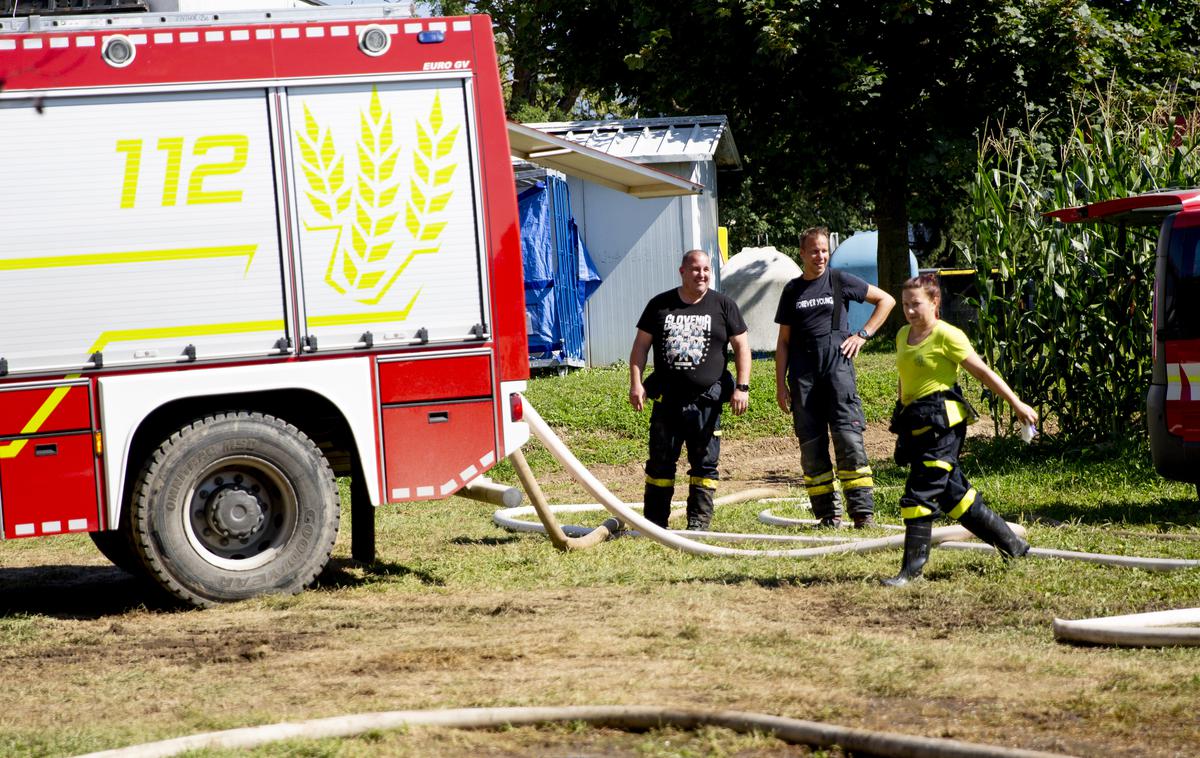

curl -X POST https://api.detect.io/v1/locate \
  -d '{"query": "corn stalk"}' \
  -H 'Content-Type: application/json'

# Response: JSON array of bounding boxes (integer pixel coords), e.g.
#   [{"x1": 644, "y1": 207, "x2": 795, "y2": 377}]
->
[{"x1": 964, "y1": 96, "x2": 1200, "y2": 442}]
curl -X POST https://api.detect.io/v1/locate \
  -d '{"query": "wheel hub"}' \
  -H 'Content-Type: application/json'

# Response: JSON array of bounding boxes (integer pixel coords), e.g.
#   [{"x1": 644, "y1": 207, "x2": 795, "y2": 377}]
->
[{"x1": 205, "y1": 487, "x2": 266, "y2": 540}]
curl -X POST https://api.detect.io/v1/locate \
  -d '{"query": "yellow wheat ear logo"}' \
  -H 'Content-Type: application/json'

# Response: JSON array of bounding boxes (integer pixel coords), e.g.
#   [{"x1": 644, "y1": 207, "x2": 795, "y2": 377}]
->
[{"x1": 295, "y1": 88, "x2": 459, "y2": 305}]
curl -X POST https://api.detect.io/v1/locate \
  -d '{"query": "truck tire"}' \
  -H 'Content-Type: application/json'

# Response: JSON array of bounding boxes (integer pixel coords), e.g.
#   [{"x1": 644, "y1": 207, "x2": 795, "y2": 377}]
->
[{"x1": 130, "y1": 412, "x2": 340, "y2": 607}]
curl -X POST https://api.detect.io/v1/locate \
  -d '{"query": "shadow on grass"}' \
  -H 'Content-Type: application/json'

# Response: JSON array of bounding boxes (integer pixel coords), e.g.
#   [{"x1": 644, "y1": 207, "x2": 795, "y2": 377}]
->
[
  {"x1": 316, "y1": 557, "x2": 445, "y2": 588},
  {"x1": 449, "y1": 535, "x2": 523, "y2": 546},
  {"x1": 958, "y1": 436, "x2": 1199, "y2": 527},
  {"x1": 1, "y1": 557, "x2": 452, "y2": 618},
  {"x1": 0, "y1": 565, "x2": 178, "y2": 618},
  {"x1": 961, "y1": 434, "x2": 1184, "y2": 476},
  {"x1": 756, "y1": 471, "x2": 801, "y2": 485},
  {"x1": 1027, "y1": 497, "x2": 1199, "y2": 529},
  {"x1": 667, "y1": 573, "x2": 847, "y2": 590}
]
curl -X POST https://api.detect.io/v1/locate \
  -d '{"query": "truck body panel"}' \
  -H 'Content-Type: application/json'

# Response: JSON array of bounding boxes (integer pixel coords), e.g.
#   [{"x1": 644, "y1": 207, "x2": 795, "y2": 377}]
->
[
  {"x1": 287, "y1": 79, "x2": 488, "y2": 351},
  {"x1": 0, "y1": 7, "x2": 529, "y2": 604},
  {"x1": 0, "y1": 89, "x2": 290, "y2": 373},
  {"x1": 1048, "y1": 191, "x2": 1200, "y2": 484}
]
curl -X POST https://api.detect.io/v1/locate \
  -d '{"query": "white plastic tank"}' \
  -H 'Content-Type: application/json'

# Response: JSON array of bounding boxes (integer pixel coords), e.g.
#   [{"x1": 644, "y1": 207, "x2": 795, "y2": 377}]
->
[{"x1": 719, "y1": 246, "x2": 803, "y2": 352}]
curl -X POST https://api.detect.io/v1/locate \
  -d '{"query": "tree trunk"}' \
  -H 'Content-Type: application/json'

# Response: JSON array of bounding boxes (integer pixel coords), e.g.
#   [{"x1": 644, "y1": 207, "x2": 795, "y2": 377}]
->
[
  {"x1": 556, "y1": 86, "x2": 582, "y2": 116},
  {"x1": 510, "y1": 59, "x2": 533, "y2": 111},
  {"x1": 873, "y1": 168, "x2": 911, "y2": 335}
]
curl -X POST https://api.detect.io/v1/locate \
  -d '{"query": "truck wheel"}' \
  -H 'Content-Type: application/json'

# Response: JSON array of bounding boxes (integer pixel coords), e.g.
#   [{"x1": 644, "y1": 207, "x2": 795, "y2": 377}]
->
[{"x1": 131, "y1": 412, "x2": 339, "y2": 607}]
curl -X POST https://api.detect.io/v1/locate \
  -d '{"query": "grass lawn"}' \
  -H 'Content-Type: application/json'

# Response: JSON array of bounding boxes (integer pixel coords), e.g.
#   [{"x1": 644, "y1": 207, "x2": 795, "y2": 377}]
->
[{"x1": 0, "y1": 355, "x2": 1197, "y2": 757}]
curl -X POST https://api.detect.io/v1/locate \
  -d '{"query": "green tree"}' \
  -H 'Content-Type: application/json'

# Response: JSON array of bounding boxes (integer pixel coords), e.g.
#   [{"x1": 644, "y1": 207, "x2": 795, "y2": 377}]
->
[
  {"x1": 1076, "y1": 0, "x2": 1200, "y2": 111},
  {"x1": 424, "y1": 1, "x2": 628, "y2": 122},
  {"x1": 554, "y1": 1, "x2": 1087, "y2": 329},
  {"x1": 428, "y1": 1, "x2": 1199, "y2": 325}
]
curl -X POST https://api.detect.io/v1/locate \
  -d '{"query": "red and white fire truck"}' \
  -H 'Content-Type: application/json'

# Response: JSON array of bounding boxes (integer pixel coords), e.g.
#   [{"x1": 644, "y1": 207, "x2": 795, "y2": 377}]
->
[
  {"x1": 1048, "y1": 190, "x2": 1200, "y2": 499},
  {"x1": 0, "y1": 3, "x2": 532, "y2": 605}
]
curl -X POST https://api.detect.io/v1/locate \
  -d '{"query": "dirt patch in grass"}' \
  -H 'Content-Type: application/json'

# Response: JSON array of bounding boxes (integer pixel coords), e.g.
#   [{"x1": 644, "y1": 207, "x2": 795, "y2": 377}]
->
[
  {"x1": 527, "y1": 417, "x2": 996, "y2": 502},
  {"x1": 1, "y1": 416, "x2": 1197, "y2": 758},
  {"x1": 2, "y1": 575, "x2": 1193, "y2": 757}
]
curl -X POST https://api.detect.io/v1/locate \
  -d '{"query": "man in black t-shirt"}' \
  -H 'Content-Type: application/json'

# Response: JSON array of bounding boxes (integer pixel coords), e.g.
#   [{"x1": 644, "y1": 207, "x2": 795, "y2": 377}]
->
[
  {"x1": 774, "y1": 227, "x2": 895, "y2": 528},
  {"x1": 629, "y1": 249, "x2": 750, "y2": 531}
]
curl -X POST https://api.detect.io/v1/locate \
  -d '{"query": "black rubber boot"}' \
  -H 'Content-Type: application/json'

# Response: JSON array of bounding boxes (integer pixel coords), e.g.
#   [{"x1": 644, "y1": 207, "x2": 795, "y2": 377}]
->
[
  {"x1": 881, "y1": 518, "x2": 933, "y2": 587},
  {"x1": 642, "y1": 484, "x2": 673, "y2": 529},
  {"x1": 686, "y1": 485, "x2": 716, "y2": 531},
  {"x1": 957, "y1": 500, "x2": 1029, "y2": 558},
  {"x1": 851, "y1": 512, "x2": 875, "y2": 529}
]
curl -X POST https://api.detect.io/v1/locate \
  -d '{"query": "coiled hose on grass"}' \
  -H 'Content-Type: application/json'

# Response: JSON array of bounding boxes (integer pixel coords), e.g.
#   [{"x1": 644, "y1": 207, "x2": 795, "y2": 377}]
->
[
  {"x1": 513, "y1": 403, "x2": 1011, "y2": 557},
  {"x1": 74, "y1": 405, "x2": 1199, "y2": 758},
  {"x1": 513, "y1": 401, "x2": 1200, "y2": 647}
]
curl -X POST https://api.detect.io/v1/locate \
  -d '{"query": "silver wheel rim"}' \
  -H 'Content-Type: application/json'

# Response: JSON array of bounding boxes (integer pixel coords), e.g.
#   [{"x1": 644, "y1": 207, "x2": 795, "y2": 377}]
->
[{"x1": 182, "y1": 455, "x2": 298, "y2": 571}]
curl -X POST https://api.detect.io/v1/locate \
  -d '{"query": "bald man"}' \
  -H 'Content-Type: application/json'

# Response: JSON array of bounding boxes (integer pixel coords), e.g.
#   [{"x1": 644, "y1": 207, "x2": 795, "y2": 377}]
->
[{"x1": 629, "y1": 250, "x2": 751, "y2": 531}]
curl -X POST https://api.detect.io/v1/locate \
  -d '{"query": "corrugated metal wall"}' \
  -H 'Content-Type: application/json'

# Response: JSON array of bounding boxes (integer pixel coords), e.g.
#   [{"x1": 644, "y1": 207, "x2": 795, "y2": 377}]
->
[{"x1": 568, "y1": 160, "x2": 722, "y2": 366}]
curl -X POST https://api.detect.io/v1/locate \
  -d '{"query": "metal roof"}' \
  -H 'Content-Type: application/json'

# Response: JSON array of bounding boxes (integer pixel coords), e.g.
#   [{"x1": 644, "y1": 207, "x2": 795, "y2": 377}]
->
[
  {"x1": 524, "y1": 115, "x2": 742, "y2": 170},
  {"x1": 507, "y1": 121, "x2": 703, "y2": 198}
]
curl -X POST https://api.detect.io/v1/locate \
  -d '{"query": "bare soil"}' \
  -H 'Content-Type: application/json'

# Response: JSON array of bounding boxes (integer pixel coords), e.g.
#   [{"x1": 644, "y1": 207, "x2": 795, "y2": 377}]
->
[
  {"x1": 1, "y1": 562, "x2": 1193, "y2": 758},
  {"x1": 544, "y1": 419, "x2": 993, "y2": 501}
]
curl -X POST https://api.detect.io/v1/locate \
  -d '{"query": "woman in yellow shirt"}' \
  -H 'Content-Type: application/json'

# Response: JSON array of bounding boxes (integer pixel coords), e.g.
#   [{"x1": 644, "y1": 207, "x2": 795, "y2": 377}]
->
[{"x1": 885, "y1": 274, "x2": 1038, "y2": 586}]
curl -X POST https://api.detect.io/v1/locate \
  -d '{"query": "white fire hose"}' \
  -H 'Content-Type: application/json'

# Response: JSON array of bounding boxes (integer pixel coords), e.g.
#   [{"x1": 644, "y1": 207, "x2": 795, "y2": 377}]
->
[
  {"x1": 1052, "y1": 608, "x2": 1200, "y2": 646},
  {"x1": 514, "y1": 403, "x2": 1001, "y2": 557},
  {"x1": 69, "y1": 405, "x2": 1199, "y2": 758},
  {"x1": 513, "y1": 401, "x2": 1200, "y2": 647},
  {"x1": 75, "y1": 705, "x2": 1073, "y2": 758}
]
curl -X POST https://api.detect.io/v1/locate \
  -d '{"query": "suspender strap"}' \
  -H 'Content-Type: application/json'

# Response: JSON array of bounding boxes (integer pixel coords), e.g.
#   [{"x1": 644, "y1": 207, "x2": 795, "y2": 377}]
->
[{"x1": 829, "y1": 268, "x2": 843, "y2": 332}]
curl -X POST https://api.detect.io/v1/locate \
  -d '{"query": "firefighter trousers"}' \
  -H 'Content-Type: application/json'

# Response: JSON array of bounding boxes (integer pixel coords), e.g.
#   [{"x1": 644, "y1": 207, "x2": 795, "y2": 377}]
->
[
  {"x1": 643, "y1": 398, "x2": 721, "y2": 530},
  {"x1": 898, "y1": 420, "x2": 977, "y2": 521},
  {"x1": 789, "y1": 331, "x2": 874, "y2": 522},
  {"x1": 892, "y1": 393, "x2": 1029, "y2": 560}
]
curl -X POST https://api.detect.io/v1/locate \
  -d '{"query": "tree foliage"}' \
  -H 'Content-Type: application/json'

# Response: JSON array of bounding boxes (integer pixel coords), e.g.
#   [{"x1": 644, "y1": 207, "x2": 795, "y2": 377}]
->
[
  {"x1": 429, "y1": 0, "x2": 1200, "y2": 332},
  {"x1": 424, "y1": 0, "x2": 631, "y2": 122},
  {"x1": 435, "y1": 1, "x2": 1091, "y2": 324},
  {"x1": 1075, "y1": 1, "x2": 1200, "y2": 111}
]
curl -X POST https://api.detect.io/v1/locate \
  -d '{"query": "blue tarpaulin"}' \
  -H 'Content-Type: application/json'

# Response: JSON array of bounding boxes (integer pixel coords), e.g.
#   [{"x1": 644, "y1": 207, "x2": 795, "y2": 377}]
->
[{"x1": 518, "y1": 176, "x2": 600, "y2": 365}]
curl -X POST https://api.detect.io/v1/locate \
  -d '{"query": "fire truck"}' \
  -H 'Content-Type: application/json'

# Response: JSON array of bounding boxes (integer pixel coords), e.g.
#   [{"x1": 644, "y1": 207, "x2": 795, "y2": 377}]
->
[
  {"x1": 0, "y1": 2, "x2": 533, "y2": 605},
  {"x1": 1048, "y1": 190, "x2": 1200, "y2": 499}
]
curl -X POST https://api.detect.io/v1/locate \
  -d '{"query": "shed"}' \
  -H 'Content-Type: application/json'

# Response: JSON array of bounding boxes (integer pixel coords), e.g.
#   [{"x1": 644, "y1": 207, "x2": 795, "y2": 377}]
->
[
  {"x1": 507, "y1": 122, "x2": 704, "y2": 371},
  {"x1": 525, "y1": 116, "x2": 742, "y2": 366}
]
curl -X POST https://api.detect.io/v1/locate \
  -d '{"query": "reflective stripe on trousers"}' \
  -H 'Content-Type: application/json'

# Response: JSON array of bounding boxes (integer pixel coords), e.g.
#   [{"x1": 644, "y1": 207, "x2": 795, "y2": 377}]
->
[
  {"x1": 898, "y1": 418, "x2": 976, "y2": 522},
  {"x1": 788, "y1": 331, "x2": 874, "y2": 519}
]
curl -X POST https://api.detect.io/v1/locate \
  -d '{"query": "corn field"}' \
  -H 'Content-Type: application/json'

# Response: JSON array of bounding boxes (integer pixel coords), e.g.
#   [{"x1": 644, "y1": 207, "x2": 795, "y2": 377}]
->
[{"x1": 964, "y1": 98, "x2": 1200, "y2": 442}]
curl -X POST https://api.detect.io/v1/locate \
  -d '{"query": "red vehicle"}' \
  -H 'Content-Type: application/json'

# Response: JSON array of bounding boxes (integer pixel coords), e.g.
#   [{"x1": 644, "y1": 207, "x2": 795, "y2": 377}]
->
[
  {"x1": 1048, "y1": 190, "x2": 1200, "y2": 498},
  {"x1": 0, "y1": 5, "x2": 530, "y2": 604}
]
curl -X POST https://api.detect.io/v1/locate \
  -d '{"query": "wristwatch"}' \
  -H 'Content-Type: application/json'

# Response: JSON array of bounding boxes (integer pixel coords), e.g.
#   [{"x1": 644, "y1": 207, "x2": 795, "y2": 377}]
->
[
  {"x1": 735, "y1": 383, "x2": 750, "y2": 392},
  {"x1": 856, "y1": 328, "x2": 871, "y2": 340}
]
